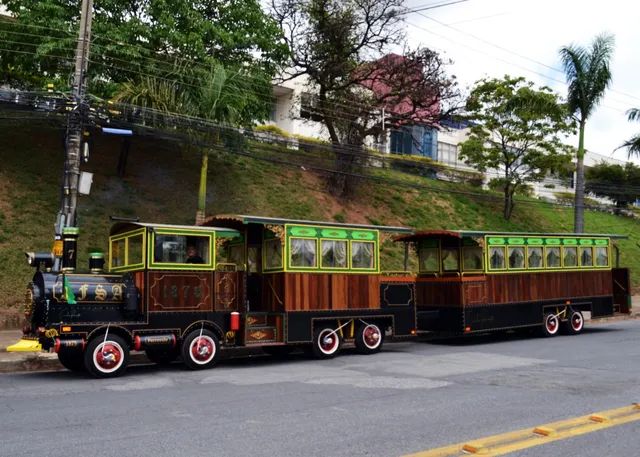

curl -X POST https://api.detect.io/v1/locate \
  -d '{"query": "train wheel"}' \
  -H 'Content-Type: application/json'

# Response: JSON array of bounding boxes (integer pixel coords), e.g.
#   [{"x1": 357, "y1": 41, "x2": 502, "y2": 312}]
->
[
  {"x1": 181, "y1": 329, "x2": 219, "y2": 370},
  {"x1": 354, "y1": 323, "x2": 384, "y2": 354},
  {"x1": 145, "y1": 347, "x2": 179, "y2": 365},
  {"x1": 84, "y1": 334, "x2": 129, "y2": 378},
  {"x1": 57, "y1": 352, "x2": 85, "y2": 372},
  {"x1": 563, "y1": 310, "x2": 584, "y2": 335},
  {"x1": 541, "y1": 312, "x2": 560, "y2": 337},
  {"x1": 312, "y1": 326, "x2": 341, "y2": 359}
]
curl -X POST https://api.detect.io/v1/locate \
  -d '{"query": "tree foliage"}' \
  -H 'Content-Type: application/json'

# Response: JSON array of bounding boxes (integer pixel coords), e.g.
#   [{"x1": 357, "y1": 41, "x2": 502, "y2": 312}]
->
[
  {"x1": 559, "y1": 33, "x2": 615, "y2": 232},
  {"x1": 0, "y1": 0, "x2": 287, "y2": 97},
  {"x1": 272, "y1": 0, "x2": 461, "y2": 197},
  {"x1": 621, "y1": 108, "x2": 640, "y2": 158},
  {"x1": 460, "y1": 76, "x2": 575, "y2": 220},
  {"x1": 586, "y1": 161, "x2": 640, "y2": 207}
]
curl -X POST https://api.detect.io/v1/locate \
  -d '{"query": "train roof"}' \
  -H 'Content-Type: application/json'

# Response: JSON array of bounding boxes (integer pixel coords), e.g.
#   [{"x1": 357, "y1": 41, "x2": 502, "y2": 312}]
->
[
  {"x1": 201, "y1": 214, "x2": 413, "y2": 233},
  {"x1": 109, "y1": 221, "x2": 241, "y2": 236},
  {"x1": 395, "y1": 230, "x2": 629, "y2": 242}
]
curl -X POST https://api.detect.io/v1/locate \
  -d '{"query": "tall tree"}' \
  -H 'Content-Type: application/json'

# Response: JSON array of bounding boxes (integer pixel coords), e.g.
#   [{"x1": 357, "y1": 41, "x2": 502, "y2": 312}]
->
[
  {"x1": 272, "y1": 0, "x2": 460, "y2": 197},
  {"x1": 113, "y1": 64, "x2": 268, "y2": 223},
  {"x1": 621, "y1": 108, "x2": 640, "y2": 158},
  {"x1": 559, "y1": 33, "x2": 615, "y2": 233},
  {"x1": 0, "y1": 0, "x2": 287, "y2": 97},
  {"x1": 460, "y1": 76, "x2": 575, "y2": 220}
]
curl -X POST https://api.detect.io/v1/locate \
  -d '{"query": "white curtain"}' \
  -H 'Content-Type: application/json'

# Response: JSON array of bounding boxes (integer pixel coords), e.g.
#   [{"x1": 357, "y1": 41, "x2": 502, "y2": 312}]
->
[
  {"x1": 322, "y1": 240, "x2": 347, "y2": 268},
  {"x1": 291, "y1": 239, "x2": 316, "y2": 267},
  {"x1": 352, "y1": 242, "x2": 373, "y2": 268}
]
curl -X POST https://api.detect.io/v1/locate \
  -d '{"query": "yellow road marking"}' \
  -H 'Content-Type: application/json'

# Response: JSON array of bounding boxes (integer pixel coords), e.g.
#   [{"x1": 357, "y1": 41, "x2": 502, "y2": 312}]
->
[{"x1": 404, "y1": 403, "x2": 640, "y2": 457}]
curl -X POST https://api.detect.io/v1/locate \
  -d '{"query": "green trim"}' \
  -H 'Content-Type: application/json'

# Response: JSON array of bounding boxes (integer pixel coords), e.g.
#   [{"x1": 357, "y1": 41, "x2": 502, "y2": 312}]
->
[
  {"x1": 148, "y1": 227, "x2": 215, "y2": 271},
  {"x1": 63, "y1": 227, "x2": 79, "y2": 235},
  {"x1": 109, "y1": 228, "x2": 146, "y2": 272},
  {"x1": 320, "y1": 228, "x2": 348, "y2": 239}
]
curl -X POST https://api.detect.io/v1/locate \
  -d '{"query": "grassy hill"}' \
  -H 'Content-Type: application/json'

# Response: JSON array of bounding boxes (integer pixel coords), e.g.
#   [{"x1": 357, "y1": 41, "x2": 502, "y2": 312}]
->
[{"x1": 1, "y1": 122, "x2": 638, "y2": 326}]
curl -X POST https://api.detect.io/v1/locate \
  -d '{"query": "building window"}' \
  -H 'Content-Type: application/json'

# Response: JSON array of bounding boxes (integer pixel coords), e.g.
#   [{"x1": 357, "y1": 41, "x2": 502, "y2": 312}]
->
[
  {"x1": 527, "y1": 247, "x2": 543, "y2": 269},
  {"x1": 489, "y1": 247, "x2": 505, "y2": 270},
  {"x1": 264, "y1": 239, "x2": 283, "y2": 270},
  {"x1": 462, "y1": 247, "x2": 483, "y2": 271},
  {"x1": 508, "y1": 247, "x2": 525, "y2": 269},
  {"x1": 563, "y1": 247, "x2": 577, "y2": 267},
  {"x1": 580, "y1": 247, "x2": 593, "y2": 267},
  {"x1": 351, "y1": 241, "x2": 375, "y2": 269},
  {"x1": 546, "y1": 247, "x2": 561, "y2": 268},
  {"x1": 290, "y1": 238, "x2": 317, "y2": 268},
  {"x1": 321, "y1": 240, "x2": 348, "y2": 269},
  {"x1": 419, "y1": 247, "x2": 440, "y2": 272}
]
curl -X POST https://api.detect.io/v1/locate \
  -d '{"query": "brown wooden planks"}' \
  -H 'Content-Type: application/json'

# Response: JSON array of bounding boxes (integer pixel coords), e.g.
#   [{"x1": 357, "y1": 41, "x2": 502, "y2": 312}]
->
[{"x1": 282, "y1": 273, "x2": 380, "y2": 311}]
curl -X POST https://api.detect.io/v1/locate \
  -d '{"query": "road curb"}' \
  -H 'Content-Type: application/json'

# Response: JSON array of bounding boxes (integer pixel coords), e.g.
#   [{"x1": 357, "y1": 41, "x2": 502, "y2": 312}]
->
[{"x1": 0, "y1": 353, "x2": 150, "y2": 374}]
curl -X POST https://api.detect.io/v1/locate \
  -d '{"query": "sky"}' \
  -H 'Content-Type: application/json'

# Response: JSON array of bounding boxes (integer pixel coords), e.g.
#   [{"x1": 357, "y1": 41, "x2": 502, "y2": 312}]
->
[{"x1": 403, "y1": 0, "x2": 640, "y2": 164}]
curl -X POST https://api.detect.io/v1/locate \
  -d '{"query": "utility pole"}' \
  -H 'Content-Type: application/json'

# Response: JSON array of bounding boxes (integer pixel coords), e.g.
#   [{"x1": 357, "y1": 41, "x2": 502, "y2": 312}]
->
[{"x1": 54, "y1": 0, "x2": 93, "y2": 272}]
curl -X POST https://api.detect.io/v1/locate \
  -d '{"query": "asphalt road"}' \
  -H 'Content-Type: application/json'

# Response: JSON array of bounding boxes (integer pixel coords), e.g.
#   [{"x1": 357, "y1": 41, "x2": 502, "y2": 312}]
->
[{"x1": 1, "y1": 320, "x2": 639, "y2": 457}]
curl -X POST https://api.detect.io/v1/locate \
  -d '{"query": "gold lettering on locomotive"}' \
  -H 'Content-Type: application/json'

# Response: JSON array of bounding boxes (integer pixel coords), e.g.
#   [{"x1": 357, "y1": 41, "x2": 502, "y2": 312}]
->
[
  {"x1": 78, "y1": 284, "x2": 89, "y2": 300},
  {"x1": 95, "y1": 284, "x2": 107, "y2": 301},
  {"x1": 112, "y1": 284, "x2": 123, "y2": 301}
]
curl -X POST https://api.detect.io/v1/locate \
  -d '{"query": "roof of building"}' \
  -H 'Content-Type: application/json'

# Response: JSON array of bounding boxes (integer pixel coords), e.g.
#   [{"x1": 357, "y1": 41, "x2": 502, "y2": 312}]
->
[{"x1": 109, "y1": 221, "x2": 240, "y2": 236}]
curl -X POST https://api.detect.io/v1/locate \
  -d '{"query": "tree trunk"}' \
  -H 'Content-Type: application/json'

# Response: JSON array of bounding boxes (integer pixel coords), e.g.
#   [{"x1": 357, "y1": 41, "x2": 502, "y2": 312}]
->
[
  {"x1": 504, "y1": 184, "x2": 514, "y2": 220},
  {"x1": 574, "y1": 121, "x2": 586, "y2": 233},
  {"x1": 195, "y1": 150, "x2": 208, "y2": 225}
]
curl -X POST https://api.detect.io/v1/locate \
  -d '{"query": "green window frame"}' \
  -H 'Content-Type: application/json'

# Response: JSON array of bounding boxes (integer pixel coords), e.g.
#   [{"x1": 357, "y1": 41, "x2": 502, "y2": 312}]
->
[
  {"x1": 595, "y1": 246, "x2": 609, "y2": 267},
  {"x1": 527, "y1": 246, "x2": 544, "y2": 269},
  {"x1": 488, "y1": 246, "x2": 506, "y2": 271},
  {"x1": 350, "y1": 240, "x2": 376, "y2": 271},
  {"x1": 545, "y1": 246, "x2": 561, "y2": 268},
  {"x1": 320, "y1": 239, "x2": 348, "y2": 270},
  {"x1": 507, "y1": 246, "x2": 525, "y2": 270},
  {"x1": 263, "y1": 238, "x2": 284, "y2": 271},
  {"x1": 289, "y1": 237, "x2": 318, "y2": 269},
  {"x1": 579, "y1": 246, "x2": 593, "y2": 267},
  {"x1": 148, "y1": 229, "x2": 214, "y2": 270},
  {"x1": 109, "y1": 228, "x2": 146, "y2": 272},
  {"x1": 562, "y1": 246, "x2": 578, "y2": 268}
]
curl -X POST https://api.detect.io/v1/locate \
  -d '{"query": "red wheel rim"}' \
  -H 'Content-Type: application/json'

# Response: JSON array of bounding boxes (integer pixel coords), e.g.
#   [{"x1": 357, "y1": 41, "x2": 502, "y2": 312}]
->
[
  {"x1": 318, "y1": 329, "x2": 339, "y2": 355},
  {"x1": 571, "y1": 312, "x2": 584, "y2": 331},
  {"x1": 190, "y1": 336, "x2": 215, "y2": 364},
  {"x1": 93, "y1": 341, "x2": 124, "y2": 374},
  {"x1": 362, "y1": 325, "x2": 381, "y2": 349},
  {"x1": 546, "y1": 315, "x2": 558, "y2": 334}
]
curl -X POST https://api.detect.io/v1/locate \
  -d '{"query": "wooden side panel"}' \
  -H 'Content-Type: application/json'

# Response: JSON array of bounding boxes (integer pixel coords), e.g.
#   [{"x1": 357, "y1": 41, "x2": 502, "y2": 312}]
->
[
  {"x1": 282, "y1": 273, "x2": 380, "y2": 311},
  {"x1": 462, "y1": 280, "x2": 487, "y2": 306},
  {"x1": 416, "y1": 278, "x2": 463, "y2": 309},
  {"x1": 485, "y1": 270, "x2": 613, "y2": 304},
  {"x1": 262, "y1": 273, "x2": 285, "y2": 312},
  {"x1": 134, "y1": 271, "x2": 145, "y2": 314},
  {"x1": 214, "y1": 271, "x2": 242, "y2": 311},
  {"x1": 147, "y1": 272, "x2": 213, "y2": 312}
]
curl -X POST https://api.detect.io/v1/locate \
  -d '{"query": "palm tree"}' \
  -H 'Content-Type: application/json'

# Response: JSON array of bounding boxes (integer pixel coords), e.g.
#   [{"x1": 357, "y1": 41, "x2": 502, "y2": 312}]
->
[
  {"x1": 559, "y1": 33, "x2": 615, "y2": 233},
  {"x1": 113, "y1": 64, "x2": 266, "y2": 224},
  {"x1": 621, "y1": 108, "x2": 640, "y2": 158}
]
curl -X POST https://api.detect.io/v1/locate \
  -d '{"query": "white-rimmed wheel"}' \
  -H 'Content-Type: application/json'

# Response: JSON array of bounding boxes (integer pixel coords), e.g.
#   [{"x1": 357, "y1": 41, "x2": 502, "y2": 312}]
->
[
  {"x1": 181, "y1": 329, "x2": 220, "y2": 370},
  {"x1": 563, "y1": 310, "x2": 584, "y2": 335},
  {"x1": 312, "y1": 326, "x2": 341, "y2": 359},
  {"x1": 541, "y1": 312, "x2": 560, "y2": 337},
  {"x1": 355, "y1": 323, "x2": 384, "y2": 354},
  {"x1": 84, "y1": 334, "x2": 129, "y2": 378}
]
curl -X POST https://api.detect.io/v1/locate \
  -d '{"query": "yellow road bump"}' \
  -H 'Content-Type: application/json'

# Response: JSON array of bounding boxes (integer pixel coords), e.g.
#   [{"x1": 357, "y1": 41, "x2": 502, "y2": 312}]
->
[{"x1": 403, "y1": 404, "x2": 640, "y2": 457}]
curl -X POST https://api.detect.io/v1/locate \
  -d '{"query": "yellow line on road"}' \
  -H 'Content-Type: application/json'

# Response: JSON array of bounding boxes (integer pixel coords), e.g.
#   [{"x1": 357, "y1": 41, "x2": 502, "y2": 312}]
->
[{"x1": 404, "y1": 403, "x2": 640, "y2": 457}]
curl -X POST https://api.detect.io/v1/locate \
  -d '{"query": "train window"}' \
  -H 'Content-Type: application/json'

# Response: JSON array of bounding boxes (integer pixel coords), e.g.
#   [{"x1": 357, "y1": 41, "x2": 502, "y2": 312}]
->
[
  {"x1": 419, "y1": 247, "x2": 439, "y2": 272},
  {"x1": 595, "y1": 247, "x2": 609, "y2": 267},
  {"x1": 508, "y1": 247, "x2": 525, "y2": 269},
  {"x1": 563, "y1": 247, "x2": 577, "y2": 267},
  {"x1": 321, "y1": 240, "x2": 347, "y2": 269},
  {"x1": 153, "y1": 235, "x2": 210, "y2": 265},
  {"x1": 290, "y1": 238, "x2": 317, "y2": 268},
  {"x1": 228, "y1": 244, "x2": 245, "y2": 270},
  {"x1": 545, "y1": 247, "x2": 561, "y2": 268},
  {"x1": 442, "y1": 248, "x2": 459, "y2": 271},
  {"x1": 527, "y1": 247, "x2": 543, "y2": 269},
  {"x1": 264, "y1": 239, "x2": 283, "y2": 270},
  {"x1": 462, "y1": 247, "x2": 483, "y2": 271},
  {"x1": 111, "y1": 239, "x2": 125, "y2": 267},
  {"x1": 489, "y1": 247, "x2": 505, "y2": 270},
  {"x1": 580, "y1": 247, "x2": 593, "y2": 267},
  {"x1": 128, "y1": 234, "x2": 143, "y2": 265},
  {"x1": 351, "y1": 241, "x2": 375, "y2": 269}
]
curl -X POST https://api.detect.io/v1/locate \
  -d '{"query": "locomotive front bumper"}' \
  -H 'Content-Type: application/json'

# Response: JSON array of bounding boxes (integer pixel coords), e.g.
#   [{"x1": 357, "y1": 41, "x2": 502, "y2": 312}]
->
[{"x1": 6, "y1": 337, "x2": 42, "y2": 352}]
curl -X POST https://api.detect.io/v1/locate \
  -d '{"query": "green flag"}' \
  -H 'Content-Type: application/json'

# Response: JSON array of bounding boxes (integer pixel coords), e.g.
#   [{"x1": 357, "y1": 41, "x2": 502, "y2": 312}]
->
[{"x1": 63, "y1": 276, "x2": 77, "y2": 304}]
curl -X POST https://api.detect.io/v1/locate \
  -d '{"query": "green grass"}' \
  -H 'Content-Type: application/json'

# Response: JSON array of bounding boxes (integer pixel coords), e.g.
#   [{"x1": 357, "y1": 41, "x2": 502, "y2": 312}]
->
[{"x1": 1, "y1": 123, "x2": 638, "y2": 314}]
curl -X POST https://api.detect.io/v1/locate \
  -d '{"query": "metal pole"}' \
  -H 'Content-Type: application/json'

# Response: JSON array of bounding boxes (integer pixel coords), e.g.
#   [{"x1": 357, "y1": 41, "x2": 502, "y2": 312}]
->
[{"x1": 54, "y1": 0, "x2": 93, "y2": 271}]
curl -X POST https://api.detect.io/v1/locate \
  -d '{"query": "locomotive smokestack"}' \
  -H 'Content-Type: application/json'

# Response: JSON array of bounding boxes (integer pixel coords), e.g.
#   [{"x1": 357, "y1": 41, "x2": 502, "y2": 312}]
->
[
  {"x1": 89, "y1": 252, "x2": 105, "y2": 274},
  {"x1": 62, "y1": 227, "x2": 79, "y2": 272}
]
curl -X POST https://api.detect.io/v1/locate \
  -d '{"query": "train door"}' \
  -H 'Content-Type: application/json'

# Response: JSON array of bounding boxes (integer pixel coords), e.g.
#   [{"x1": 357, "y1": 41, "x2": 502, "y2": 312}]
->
[{"x1": 612, "y1": 268, "x2": 631, "y2": 314}]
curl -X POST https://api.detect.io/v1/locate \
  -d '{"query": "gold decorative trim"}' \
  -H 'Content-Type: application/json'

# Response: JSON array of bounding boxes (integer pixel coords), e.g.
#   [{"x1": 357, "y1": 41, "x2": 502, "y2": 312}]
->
[{"x1": 266, "y1": 224, "x2": 286, "y2": 244}]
